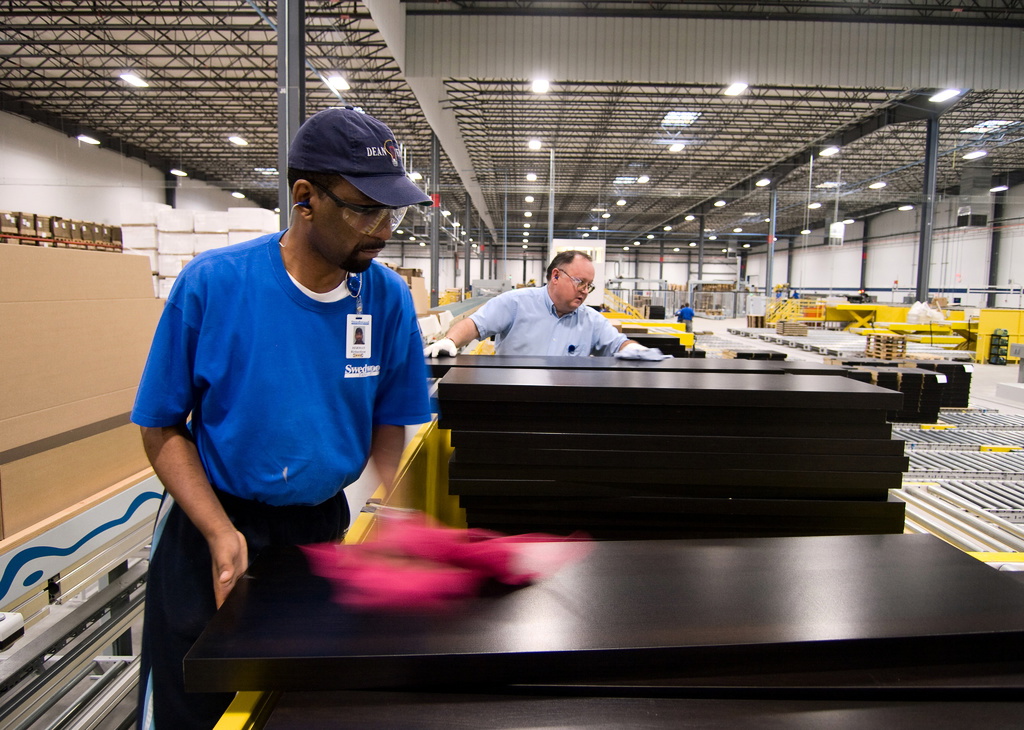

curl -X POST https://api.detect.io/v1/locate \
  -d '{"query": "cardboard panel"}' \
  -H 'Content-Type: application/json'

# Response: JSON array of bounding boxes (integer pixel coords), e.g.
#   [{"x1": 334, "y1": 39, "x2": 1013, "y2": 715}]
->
[
  {"x1": 0, "y1": 423, "x2": 149, "y2": 537},
  {"x1": 0, "y1": 298, "x2": 164, "y2": 427},
  {"x1": 0, "y1": 244, "x2": 156, "y2": 302}
]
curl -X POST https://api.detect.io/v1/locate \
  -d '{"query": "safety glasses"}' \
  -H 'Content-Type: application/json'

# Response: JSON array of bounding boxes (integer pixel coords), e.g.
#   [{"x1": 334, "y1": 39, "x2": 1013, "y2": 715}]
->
[{"x1": 311, "y1": 180, "x2": 409, "y2": 236}]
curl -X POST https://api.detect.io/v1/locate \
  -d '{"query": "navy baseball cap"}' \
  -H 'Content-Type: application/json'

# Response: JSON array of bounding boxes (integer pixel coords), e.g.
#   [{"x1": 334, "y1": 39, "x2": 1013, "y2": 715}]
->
[{"x1": 288, "y1": 107, "x2": 431, "y2": 207}]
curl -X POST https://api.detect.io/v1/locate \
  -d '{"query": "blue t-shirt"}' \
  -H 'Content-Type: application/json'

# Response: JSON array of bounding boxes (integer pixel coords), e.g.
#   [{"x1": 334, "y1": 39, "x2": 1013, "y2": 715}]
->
[
  {"x1": 676, "y1": 306, "x2": 694, "y2": 322},
  {"x1": 469, "y1": 286, "x2": 627, "y2": 356},
  {"x1": 131, "y1": 233, "x2": 430, "y2": 506}
]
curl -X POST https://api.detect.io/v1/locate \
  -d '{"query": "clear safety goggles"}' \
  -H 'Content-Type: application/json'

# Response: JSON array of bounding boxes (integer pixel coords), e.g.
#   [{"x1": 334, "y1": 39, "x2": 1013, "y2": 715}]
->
[{"x1": 312, "y1": 180, "x2": 409, "y2": 236}]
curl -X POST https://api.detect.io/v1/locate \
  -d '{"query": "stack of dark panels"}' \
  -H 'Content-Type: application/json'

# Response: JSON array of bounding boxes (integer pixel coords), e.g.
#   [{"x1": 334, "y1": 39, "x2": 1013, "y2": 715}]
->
[
  {"x1": 626, "y1": 333, "x2": 691, "y2": 357},
  {"x1": 438, "y1": 368, "x2": 907, "y2": 540},
  {"x1": 848, "y1": 367, "x2": 944, "y2": 424},
  {"x1": 726, "y1": 350, "x2": 787, "y2": 360},
  {"x1": 914, "y1": 361, "x2": 973, "y2": 407}
]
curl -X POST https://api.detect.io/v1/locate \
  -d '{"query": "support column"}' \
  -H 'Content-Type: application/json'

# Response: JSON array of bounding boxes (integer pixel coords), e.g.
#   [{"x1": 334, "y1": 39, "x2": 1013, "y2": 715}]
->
[
  {"x1": 697, "y1": 214, "x2": 706, "y2": 282},
  {"x1": 276, "y1": 0, "x2": 304, "y2": 227},
  {"x1": 987, "y1": 190, "x2": 1006, "y2": 308},
  {"x1": 464, "y1": 192, "x2": 472, "y2": 294},
  {"x1": 164, "y1": 170, "x2": 178, "y2": 208},
  {"x1": 429, "y1": 134, "x2": 440, "y2": 308},
  {"x1": 548, "y1": 149, "x2": 555, "y2": 250},
  {"x1": 860, "y1": 216, "x2": 871, "y2": 294},
  {"x1": 915, "y1": 115, "x2": 939, "y2": 303},
  {"x1": 765, "y1": 188, "x2": 778, "y2": 295}
]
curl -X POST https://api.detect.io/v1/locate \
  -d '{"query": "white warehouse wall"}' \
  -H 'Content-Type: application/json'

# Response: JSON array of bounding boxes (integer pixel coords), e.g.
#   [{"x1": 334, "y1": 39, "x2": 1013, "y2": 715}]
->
[
  {"x1": 745, "y1": 185, "x2": 1024, "y2": 307},
  {"x1": 0, "y1": 112, "x2": 261, "y2": 226}
]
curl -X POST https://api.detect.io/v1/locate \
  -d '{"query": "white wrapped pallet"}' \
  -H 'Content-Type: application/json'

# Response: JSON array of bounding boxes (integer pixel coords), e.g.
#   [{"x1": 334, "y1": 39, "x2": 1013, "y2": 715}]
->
[
  {"x1": 158, "y1": 254, "x2": 193, "y2": 277},
  {"x1": 156, "y1": 208, "x2": 196, "y2": 233},
  {"x1": 194, "y1": 211, "x2": 230, "y2": 233},
  {"x1": 194, "y1": 233, "x2": 229, "y2": 253},
  {"x1": 158, "y1": 276, "x2": 176, "y2": 299},
  {"x1": 228, "y1": 207, "x2": 278, "y2": 232},
  {"x1": 121, "y1": 201, "x2": 171, "y2": 226},
  {"x1": 158, "y1": 231, "x2": 195, "y2": 255},
  {"x1": 228, "y1": 230, "x2": 258, "y2": 246},
  {"x1": 120, "y1": 224, "x2": 158, "y2": 250}
]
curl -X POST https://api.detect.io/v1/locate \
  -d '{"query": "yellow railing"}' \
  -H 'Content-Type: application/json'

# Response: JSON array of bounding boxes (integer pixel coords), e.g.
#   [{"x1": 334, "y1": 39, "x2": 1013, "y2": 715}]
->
[
  {"x1": 603, "y1": 289, "x2": 644, "y2": 318},
  {"x1": 766, "y1": 298, "x2": 825, "y2": 324}
]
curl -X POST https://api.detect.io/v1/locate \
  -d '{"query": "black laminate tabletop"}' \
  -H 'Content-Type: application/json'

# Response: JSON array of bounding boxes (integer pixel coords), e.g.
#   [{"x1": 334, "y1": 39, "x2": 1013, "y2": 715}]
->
[
  {"x1": 428, "y1": 355, "x2": 789, "y2": 376},
  {"x1": 437, "y1": 368, "x2": 902, "y2": 409},
  {"x1": 185, "y1": 533, "x2": 1024, "y2": 694}
]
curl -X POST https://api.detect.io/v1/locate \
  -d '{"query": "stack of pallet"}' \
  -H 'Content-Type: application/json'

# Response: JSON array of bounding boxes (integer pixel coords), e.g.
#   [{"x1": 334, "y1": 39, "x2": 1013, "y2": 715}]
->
[
  {"x1": 776, "y1": 321, "x2": 809, "y2": 336},
  {"x1": 864, "y1": 333, "x2": 907, "y2": 360},
  {"x1": 438, "y1": 367, "x2": 907, "y2": 540}
]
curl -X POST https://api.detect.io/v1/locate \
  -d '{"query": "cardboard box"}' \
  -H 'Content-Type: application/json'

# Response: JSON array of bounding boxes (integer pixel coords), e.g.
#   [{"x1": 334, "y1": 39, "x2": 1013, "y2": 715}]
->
[
  {"x1": 228, "y1": 207, "x2": 277, "y2": 232},
  {"x1": 157, "y1": 253, "x2": 191, "y2": 277},
  {"x1": 120, "y1": 201, "x2": 171, "y2": 226},
  {"x1": 34, "y1": 216, "x2": 52, "y2": 239},
  {"x1": 408, "y1": 276, "x2": 430, "y2": 316},
  {"x1": 18, "y1": 214, "x2": 35, "y2": 236},
  {"x1": 1, "y1": 212, "x2": 19, "y2": 234},
  {"x1": 157, "y1": 231, "x2": 195, "y2": 255},
  {"x1": 194, "y1": 233, "x2": 228, "y2": 253},
  {"x1": 51, "y1": 218, "x2": 70, "y2": 239},
  {"x1": 194, "y1": 211, "x2": 230, "y2": 233}
]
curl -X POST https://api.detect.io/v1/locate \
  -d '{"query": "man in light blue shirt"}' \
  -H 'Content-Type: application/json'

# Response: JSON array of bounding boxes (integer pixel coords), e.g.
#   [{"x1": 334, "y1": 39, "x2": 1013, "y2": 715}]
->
[{"x1": 426, "y1": 250, "x2": 646, "y2": 357}]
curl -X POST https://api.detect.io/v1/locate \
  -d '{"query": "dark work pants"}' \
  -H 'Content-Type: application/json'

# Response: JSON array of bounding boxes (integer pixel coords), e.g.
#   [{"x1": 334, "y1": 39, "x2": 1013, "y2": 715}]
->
[{"x1": 137, "y1": 487, "x2": 349, "y2": 729}]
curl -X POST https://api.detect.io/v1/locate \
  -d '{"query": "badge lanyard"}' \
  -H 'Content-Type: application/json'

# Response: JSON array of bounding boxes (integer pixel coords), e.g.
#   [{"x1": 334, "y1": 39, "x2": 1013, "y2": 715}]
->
[{"x1": 347, "y1": 272, "x2": 363, "y2": 314}]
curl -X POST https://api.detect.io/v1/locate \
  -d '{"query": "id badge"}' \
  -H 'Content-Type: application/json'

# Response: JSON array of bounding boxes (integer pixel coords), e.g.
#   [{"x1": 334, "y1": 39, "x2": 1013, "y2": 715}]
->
[{"x1": 347, "y1": 314, "x2": 372, "y2": 359}]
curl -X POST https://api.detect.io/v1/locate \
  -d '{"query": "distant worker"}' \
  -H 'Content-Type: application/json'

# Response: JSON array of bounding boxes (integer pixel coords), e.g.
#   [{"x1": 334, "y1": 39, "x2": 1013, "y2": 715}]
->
[
  {"x1": 425, "y1": 250, "x2": 658, "y2": 358},
  {"x1": 675, "y1": 302, "x2": 695, "y2": 332}
]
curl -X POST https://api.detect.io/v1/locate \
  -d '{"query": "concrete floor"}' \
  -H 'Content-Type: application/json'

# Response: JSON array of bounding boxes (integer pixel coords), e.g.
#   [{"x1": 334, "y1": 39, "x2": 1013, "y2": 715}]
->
[{"x1": 692, "y1": 316, "x2": 1024, "y2": 417}]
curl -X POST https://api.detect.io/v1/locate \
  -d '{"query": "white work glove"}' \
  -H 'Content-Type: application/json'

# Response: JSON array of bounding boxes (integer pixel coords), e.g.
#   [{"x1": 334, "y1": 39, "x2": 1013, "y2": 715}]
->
[
  {"x1": 423, "y1": 337, "x2": 458, "y2": 358},
  {"x1": 614, "y1": 343, "x2": 673, "y2": 361}
]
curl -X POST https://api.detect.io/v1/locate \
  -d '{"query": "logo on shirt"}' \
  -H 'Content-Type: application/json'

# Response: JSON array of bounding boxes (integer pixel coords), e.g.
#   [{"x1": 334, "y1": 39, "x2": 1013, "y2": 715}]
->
[{"x1": 345, "y1": 363, "x2": 381, "y2": 378}]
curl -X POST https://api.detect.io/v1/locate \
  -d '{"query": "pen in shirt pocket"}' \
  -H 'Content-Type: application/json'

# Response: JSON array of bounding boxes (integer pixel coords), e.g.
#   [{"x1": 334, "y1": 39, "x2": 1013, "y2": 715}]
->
[{"x1": 568, "y1": 344, "x2": 576, "y2": 354}]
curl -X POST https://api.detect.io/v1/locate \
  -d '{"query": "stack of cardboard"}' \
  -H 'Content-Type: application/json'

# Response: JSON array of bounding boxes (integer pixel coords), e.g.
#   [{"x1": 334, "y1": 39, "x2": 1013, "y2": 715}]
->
[{"x1": 0, "y1": 245, "x2": 164, "y2": 538}]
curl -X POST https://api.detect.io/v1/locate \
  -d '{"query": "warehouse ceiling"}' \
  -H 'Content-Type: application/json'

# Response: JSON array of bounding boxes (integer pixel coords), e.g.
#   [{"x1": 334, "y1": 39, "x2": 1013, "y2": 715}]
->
[{"x1": 1, "y1": 1, "x2": 1023, "y2": 257}]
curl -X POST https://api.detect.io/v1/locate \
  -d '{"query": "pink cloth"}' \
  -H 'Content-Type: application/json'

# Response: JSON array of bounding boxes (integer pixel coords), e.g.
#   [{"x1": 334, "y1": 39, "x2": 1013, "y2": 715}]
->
[{"x1": 300, "y1": 514, "x2": 591, "y2": 611}]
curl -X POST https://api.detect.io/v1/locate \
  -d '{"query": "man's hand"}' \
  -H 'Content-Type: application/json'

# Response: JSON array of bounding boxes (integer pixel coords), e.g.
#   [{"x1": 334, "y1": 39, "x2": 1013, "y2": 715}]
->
[
  {"x1": 209, "y1": 528, "x2": 248, "y2": 609},
  {"x1": 424, "y1": 337, "x2": 458, "y2": 358},
  {"x1": 615, "y1": 343, "x2": 672, "y2": 360}
]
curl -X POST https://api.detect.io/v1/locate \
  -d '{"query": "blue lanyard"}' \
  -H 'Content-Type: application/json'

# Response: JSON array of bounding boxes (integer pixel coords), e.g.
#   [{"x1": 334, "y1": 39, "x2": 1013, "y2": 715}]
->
[{"x1": 346, "y1": 273, "x2": 363, "y2": 313}]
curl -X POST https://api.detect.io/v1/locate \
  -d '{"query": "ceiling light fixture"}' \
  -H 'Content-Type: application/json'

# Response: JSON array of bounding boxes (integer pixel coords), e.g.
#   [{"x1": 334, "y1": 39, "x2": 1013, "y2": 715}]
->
[
  {"x1": 119, "y1": 72, "x2": 149, "y2": 88},
  {"x1": 591, "y1": 225, "x2": 598, "y2": 230},
  {"x1": 326, "y1": 75, "x2": 350, "y2": 92},
  {"x1": 526, "y1": 173, "x2": 538, "y2": 181},
  {"x1": 843, "y1": 218, "x2": 855, "y2": 225},
  {"x1": 524, "y1": 223, "x2": 532, "y2": 228},
  {"x1": 231, "y1": 191, "x2": 245, "y2": 199},
  {"x1": 601, "y1": 212, "x2": 611, "y2": 219},
  {"x1": 801, "y1": 229, "x2": 811, "y2": 235},
  {"x1": 524, "y1": 211, "x2": 533, "y2": 217},
  {"x1": 898, "y1": 205, "x2": 915, "y2": 211},
  {"x1": 409, "y1": 171, "x2": 423, "y2": 180},
  {"x1": 733, "y1": 228, "x2": 743, "y2": 233},
  {"x1": 714, "y1": 200, "x2": 727, "y2": 207},
  {"x1": 76, "y1": 134, "x2": 100, "y2": 145},
  {"x1": 525, "y1": 195, "x2": 535, "y2": 202},
  {"x1": 527, "y1": 139, "x2": 542, "y2": 150},
  {"x1": 637, "y1": 175, "x2": 650, "y2": 184},
  {"x1": 868, "y1": 181, "x2": 887, "y2": 189},
  {"x1": 673, "y1": 247, "x2": 680, "y2": 252},
  {"x1": 928, "y1": 89, "x2": 960, "y2": 103},
  {"x1": 664, "y1": 225, "x2": 672, "y2": 231},
  {"x1": 531, "y1": 79, "x2": 550, "y2": 94},
  {"x1": 689, "y1": 242, "x2": 696, "y2": 247},
  {"x1": 169, "y1": 168, "x2": 188, "y2": 177},
  {"x1": 633, "y1": 241, "x2": 641, "y2": 246},
  {"x1": 743, "y1": 243, "x2": 750, "y2": 248},
  {"x1": 723, "y1": 82, "x2": 748, "y2": 96},
  {"x1": 708, "y1": 235, "x2": 718, "y2": 240},
  {"x1": 228, "y1": 135, "x2": 248, "y2": 146},
  {"x1": 647, "y1": 234, "x2": 655, "y2": 239},
  {"x1": 684, "y1": 214, "x2": 695, "y2": 221},
  {"x1": 990, "y1": 184, "x2": 1009, "y2": 193},
  {"x1": 808, "y1": 202, "x2": 822, "y2": 209},
  {"x1": 755, "y1": 178, "x2": 771, "y2": 187},
  {"x1": 668, "y1": 143, "x2": 685, "y2": 152},
  {"x1": 819, "y1": 146, "x2": 840, "y2": 157},
  {"x1": 962, "y1": 149, "x2": 988, "y2": 160},
  {"x1": 617, "y1": 199, "x2": 627, "y2": 206}
]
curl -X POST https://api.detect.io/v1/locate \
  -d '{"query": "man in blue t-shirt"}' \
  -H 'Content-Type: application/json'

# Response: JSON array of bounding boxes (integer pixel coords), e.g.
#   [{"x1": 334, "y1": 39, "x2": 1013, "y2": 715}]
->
[
  {"x1": 131, "y1": 108, "x2": 432, "y2": 730},
  {"x1": 675, "y1": 302, "x2": 695, "y2": 332}
]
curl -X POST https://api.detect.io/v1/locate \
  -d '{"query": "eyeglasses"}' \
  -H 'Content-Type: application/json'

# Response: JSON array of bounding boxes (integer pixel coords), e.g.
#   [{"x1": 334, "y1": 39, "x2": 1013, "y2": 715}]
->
[
  {"x1": 555, "y1": 268, "x2": 596, "y2": 294},
  {"x1": 311, "y1": 180, "x2": 409, "y2": 236}
]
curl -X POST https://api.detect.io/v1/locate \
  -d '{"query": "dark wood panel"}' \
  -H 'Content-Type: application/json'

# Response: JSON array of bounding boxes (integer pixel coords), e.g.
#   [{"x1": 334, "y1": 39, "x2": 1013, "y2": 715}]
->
[
  {"x1": 437, "y1": 369, "x2": 902, "y2": 410},
  {"x1": 449, "y1": 431, "x2": 906, "y2": 456},
  {"x1": 185, "y1": 534, "x2": 1024, "y2": 694},
  {"x1": 264, "y1": 693, "x2": 1024, "y2": 730}
]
